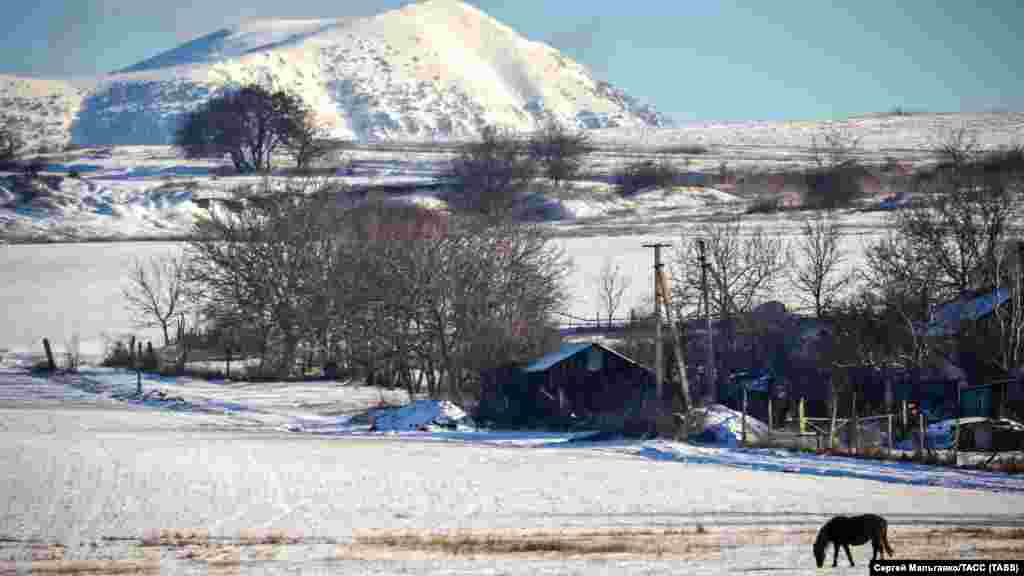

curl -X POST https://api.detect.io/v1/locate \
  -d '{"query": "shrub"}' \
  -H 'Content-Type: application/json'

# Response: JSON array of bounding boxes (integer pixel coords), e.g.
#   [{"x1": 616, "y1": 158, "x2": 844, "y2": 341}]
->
[
  {"x1": 614, "y1": 160, "x2": 680, "y2": 196},
  {"x1": 446, "y1": 125, "x2": 537, "y2": 218},
  {"x1": 102, "y1": 340, "x2": 135, "y2": 368},
  {"x1": 175, "y1": 84, "x2": 316, "y2": 173},
  {"x1": 68, "y1": 169, "x2": 81, "y2": 179},
  {"x1": 803, "y1": 161, "x2": 864, "y2": 210},
  {"x1": 658, "y1": 144, "x2": 708, "y2": 155},
  {"x1": 21, "y1": 157, "x2": 47, "y2": 179},
  {"x1": 526, "y1": 120, "x2": 590, "y2": 186},
  {"x1": 745, "y1": 195, "x2": 780, "y2": 214}
]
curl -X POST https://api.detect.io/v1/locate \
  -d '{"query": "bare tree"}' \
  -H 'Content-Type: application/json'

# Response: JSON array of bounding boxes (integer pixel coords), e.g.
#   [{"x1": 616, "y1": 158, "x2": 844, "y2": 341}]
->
[
  {"x1": 788, "y1": 213, "x2": 852, "y2": 317},
  {"x1": 527, "y1": 119, "x2": 590, "y2": 187},
  {"x1": 899, "y1": 157, "x2": 1015, "y2": 300},
  {"x1": 175, "y1": 85, "x2": 314, "y2": 173},
  {"x1": 989, "y1": 241, "x2": 1024, "y2": 377},
  {"x1": 672, "y1": 216, "x2": 785, "y2": 321},
  {"x1": 282, "y1": 109, "x2": 332, "y2": 169},
  {"x1": 447, "y1": 125, "x2": 537, "y2": 219},
  {"x1": 856, "y1": 146, "x2": 1023, "y2": 381},
  {"x1": 123, "y1": 255, "x2": 189, "y2": 346},
  {"x1": 596, "y1": 257, "x2": 631, "y2": 325},
  {"x1": 932, "y1": 126, "x2": 979, "y2": 167},
  {"x1": 860, "y1": 231, "x2": 936, "y2": 371},
  {"x1": 810, "y1": 124, "x2": 862, "y2": 168},
  {"x1": 0, "y1": 116, "x2": 23, "y2": 165},
  {"x1": 185, "y1": 178, "x2": 568, "y2": 387}
]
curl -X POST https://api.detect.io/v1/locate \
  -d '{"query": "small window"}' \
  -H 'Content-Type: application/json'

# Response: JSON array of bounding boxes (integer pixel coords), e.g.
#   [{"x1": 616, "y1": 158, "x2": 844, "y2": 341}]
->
[{"x1": 587, "y1": 347, "x2": 602, "y2": 372}]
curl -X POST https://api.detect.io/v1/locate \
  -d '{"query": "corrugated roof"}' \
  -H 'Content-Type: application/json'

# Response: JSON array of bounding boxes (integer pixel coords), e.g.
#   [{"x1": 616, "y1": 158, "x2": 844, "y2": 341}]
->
[
  {"x1": 523, "y1": 342, "x2": 655, "y2": 374},
  {"x1": 925, "y1": 287, "x2": 1011, "y2": 337},
  {"x1": 524, "y1": 342, "x2": 592, "y2": 373}
]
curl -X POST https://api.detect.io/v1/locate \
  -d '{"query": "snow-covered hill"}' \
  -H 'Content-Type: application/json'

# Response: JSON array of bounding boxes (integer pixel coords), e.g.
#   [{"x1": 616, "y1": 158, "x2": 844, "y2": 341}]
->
[{"x1": 0, "y1": 0, "x2": 669, "y2": 149}]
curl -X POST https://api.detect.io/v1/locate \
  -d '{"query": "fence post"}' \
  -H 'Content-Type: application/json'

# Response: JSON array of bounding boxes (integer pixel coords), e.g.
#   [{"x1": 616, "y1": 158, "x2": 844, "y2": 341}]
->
[
  {"x1": 888, "y1": 414, "x2": 894, "y2": 456},
  {"x1": 741, "y1": 385, "x2": 748, "y2": 447},
  {"x1": 42, "y1": 338, "x2": 56, "y2": 371},
  {"x1": 901, "y1": 400, "x2": 908, "y2": 438},
  {"x1": 830, "y1": 391, "x2": 838, "y2": 451},
  {"x1": 136, "y1": 341, "x2": 142, "y2": 395},
  {"x1": 799, "y1": 397, "x2": 806, "y2": 434},
  {"x1": 225, "y1": 346, "x2": 232, "y2": 380},
  {"x1": 851, "y1": 387, "x2": 859, "y2": 455},
  {"x1": 919, "y1": 412, "x2": 926, "y2": 459},
  {"x1": 768, "y1": 395, "x2": 773, "y2": 433},
  {"x1": 953, "y1": 387, "x2": 961, "y2": 467}
]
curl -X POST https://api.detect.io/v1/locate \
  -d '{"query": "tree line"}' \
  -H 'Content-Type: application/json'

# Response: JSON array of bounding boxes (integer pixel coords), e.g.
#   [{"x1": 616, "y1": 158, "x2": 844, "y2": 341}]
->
[{"x1": 125, "y1": 178, "x2": 569, "y2": 401}]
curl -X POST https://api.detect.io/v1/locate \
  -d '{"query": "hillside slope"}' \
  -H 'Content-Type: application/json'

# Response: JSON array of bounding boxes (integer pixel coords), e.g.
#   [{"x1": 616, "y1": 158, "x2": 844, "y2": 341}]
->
[{"x1": 0, "y1": 0, "x2": 669, "y2": 148}]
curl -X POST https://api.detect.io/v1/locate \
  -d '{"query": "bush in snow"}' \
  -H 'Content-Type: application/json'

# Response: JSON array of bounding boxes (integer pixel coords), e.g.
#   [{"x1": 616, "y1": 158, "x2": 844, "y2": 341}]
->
[
  {"x1": 802, "y1": 161, "x2": 865, "y2": 210},
  {"x1": 175, "y1": 84, "x2": 318, "y2": 174},
  {"x1": 446, "y1": 125, "x2": 538, "y2": 219},
  {"x1": 526, "y1": 119, "x2": 590, "y2": 187},
  {"x1": 614, "y1": 159, "x2": 681, "y2": 197},
  {"x1": 102, "y1": 340, "x2": 135, "y2": 368},
  {"x1": 0, "y1": 117, "x2": 23, "y2": 167}
]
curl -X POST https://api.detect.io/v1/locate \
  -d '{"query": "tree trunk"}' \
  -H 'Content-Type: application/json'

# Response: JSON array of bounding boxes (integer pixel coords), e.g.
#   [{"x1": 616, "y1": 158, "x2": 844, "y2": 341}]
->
[{"x1": 42, "y1": 338, "x2": 56, "y2": 372}]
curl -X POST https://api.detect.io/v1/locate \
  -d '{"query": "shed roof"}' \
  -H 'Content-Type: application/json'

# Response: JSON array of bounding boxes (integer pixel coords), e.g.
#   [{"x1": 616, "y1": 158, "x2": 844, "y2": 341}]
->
[
  {"x1": 523, "y1": 342, "x2": 653, "y2": 374},
  {"x1": 925, "y1": 287, "x2": 1010, "y2": 337},
  {"x1": 524, "y1": 342, "x2": 592, "y2": 373}
]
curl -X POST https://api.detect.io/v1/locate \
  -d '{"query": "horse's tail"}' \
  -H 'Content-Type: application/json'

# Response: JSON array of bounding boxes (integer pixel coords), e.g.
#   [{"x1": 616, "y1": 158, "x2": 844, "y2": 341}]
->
[{"x1": 881, "y1": 521, "x2": 894, "y2": 556}]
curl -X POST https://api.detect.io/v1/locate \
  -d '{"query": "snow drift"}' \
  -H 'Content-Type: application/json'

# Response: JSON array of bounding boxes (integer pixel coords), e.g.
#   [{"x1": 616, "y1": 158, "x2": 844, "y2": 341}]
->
[
  {"x1": 369, "y1": 399, "x2": 471, "y2": 432},
  {"x1": 687, "y1": 404, "x2": 772, "y2": 447}
]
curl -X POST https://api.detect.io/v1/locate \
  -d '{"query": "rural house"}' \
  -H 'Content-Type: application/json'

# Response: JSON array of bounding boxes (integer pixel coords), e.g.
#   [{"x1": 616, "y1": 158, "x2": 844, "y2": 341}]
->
[{"x1": 477, "y1": 342, "x2": 656, "y2": 431}]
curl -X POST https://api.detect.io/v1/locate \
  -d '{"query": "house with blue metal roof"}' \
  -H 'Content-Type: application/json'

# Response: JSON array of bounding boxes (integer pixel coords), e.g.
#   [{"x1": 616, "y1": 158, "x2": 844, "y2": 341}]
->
[
  {"x1": 923, "y1": 287, "x2": 1011, "y2": 338},
  {"x1": 477, "y1": 342, "x2": 657, "y2": 432}
]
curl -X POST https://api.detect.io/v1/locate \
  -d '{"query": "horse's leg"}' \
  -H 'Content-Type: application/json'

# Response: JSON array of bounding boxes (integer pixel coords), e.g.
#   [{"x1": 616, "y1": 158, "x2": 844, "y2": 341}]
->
[
  {"x1": 844, "y1": 544, "x2": 855, "y2": 567},
  {"x1": 832, "y1": 543, "x2": 840, "y2": 567},
  {"x1": 872, "y1": 538, "x2": 880, "y2": 560}
]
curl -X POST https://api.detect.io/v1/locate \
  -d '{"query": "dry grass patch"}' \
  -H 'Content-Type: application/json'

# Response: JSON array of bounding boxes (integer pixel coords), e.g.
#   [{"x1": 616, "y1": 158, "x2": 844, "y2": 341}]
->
[
  {"x1": 345, "y1": 525, "x2": 1024, "y2": 561},
  {"x1": 0, "y1": 559, "x2": 160, "y2": 575},
  {"x1": 140, "y1": 528, "x2": 209, "y2": 547},
  {"x1": 888, "y1": 527, "x2": 1024, "y2": 560},
  {"x1": 238, "y1": 528, "x2": 303, "y2": 546},
  {"x1": 349, "y1": 526, "x2": 813, "y2": 560}
]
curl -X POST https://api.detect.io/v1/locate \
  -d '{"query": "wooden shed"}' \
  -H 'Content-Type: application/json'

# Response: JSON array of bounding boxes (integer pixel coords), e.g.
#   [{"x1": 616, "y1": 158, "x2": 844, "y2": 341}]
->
[{"x1": 478, "y1": 342, "x2": 656, "y2": 429}]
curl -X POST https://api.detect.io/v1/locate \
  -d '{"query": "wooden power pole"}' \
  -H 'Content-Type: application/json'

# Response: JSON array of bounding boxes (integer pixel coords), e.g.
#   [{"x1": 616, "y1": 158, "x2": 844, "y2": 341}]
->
[
  {"x1": 697, "y1": 238, "x2": 715, "y2": 403},
  {"x1": 643, "y1": 243, "x2": 672, "y2": 407}
]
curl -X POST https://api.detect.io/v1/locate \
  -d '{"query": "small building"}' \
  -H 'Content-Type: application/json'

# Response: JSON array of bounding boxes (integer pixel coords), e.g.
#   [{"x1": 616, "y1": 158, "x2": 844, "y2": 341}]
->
[{"x1": 477, "y1": 342, "x2": 656, "y2": 430}]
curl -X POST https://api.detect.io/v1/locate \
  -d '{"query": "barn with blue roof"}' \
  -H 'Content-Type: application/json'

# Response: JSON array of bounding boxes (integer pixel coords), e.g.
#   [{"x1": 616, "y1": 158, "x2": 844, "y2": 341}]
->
[{"x1": 477, "y1": 342, "x2": 657, "y2": 430}]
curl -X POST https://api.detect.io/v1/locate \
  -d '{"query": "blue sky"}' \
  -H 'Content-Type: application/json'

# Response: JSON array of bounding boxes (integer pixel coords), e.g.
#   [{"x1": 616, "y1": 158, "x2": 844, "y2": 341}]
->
[{"x1": 1, "y1": 1, "x2": 1021, "y2": 122}]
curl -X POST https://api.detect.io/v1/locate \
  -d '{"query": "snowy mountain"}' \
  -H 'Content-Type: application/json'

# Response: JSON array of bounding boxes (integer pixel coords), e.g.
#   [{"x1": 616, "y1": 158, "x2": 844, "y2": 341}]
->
[{"x1": 0, "y1": 0, "x2": 670, "y2": 149}]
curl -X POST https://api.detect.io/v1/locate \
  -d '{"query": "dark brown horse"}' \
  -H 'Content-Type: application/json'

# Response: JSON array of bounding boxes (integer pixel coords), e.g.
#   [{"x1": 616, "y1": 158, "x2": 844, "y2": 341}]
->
[{"x1": 813, "y1": 514, "x2": 894, "y2": 568}]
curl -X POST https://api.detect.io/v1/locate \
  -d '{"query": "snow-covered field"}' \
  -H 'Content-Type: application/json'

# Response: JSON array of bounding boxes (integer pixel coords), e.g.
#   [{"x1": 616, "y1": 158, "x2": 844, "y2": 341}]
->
[
  {"x1": 2, "y1": 119, "x2": 1024, "y2": 572},
  {"x1": 0, "y1": 141, "x2": 901, "y2": 356},
  {"x1": 3, "y1": 366, "x2": 1024, "y2": 574}
]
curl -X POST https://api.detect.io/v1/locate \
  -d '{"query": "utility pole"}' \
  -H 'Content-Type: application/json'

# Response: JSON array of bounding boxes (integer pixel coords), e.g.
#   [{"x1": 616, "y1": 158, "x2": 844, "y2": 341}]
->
[
  {"x1": 643, "y1": 242, "x2": 672, "y2": 408},
  {"x1": 697, "y1": 239, "x2": 715, "y2": 404}
]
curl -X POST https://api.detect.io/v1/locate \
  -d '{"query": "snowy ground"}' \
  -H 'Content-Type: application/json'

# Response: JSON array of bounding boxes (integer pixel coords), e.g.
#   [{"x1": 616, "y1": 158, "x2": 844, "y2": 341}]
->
[
  {"x1": 2, "y1": 366, "x2": 1024, "y2": 574},
  {"x1": 3, "y1": 124, "x2": 1024, "y2": 572},
  {"x1": 0, "y1": 144, "x2": 898, "y2": 356}
]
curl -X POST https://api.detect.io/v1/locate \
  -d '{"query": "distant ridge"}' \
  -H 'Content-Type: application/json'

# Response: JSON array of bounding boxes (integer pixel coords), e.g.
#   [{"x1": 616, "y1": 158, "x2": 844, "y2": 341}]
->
[{"x1": 1, "y1": 0, "x2": 670, "y2": 147}]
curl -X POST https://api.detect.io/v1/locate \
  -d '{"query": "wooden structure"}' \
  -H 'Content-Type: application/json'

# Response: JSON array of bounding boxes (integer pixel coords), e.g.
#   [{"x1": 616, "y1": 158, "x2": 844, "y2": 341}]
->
[{"x1": 478, "y1": 342, "x2": 656, "y2": 431}]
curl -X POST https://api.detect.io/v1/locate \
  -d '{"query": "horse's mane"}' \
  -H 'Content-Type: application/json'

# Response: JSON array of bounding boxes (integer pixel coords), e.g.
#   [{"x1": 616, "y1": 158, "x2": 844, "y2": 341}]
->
[{"x1": 813, "y1": 521, "x2": 830, "y2": 552}]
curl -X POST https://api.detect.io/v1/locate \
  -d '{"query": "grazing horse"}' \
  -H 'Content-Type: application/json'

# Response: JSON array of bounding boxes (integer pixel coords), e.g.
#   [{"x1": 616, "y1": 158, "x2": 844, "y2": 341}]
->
[{"x1": 813, "y1": 514, "x2": 894, "y2": 568}]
